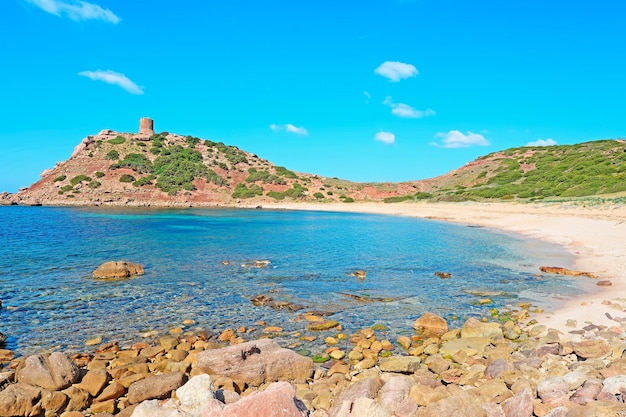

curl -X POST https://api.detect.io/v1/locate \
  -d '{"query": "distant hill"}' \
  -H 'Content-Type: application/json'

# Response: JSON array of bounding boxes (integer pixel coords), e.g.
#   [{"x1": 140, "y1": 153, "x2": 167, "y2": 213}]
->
[
  {"x1": 407, "y1": 139, "x2": 626, "y2": 202},
  {"x1": 4, "y1": 122, "x2": 626, "y2": 206}
]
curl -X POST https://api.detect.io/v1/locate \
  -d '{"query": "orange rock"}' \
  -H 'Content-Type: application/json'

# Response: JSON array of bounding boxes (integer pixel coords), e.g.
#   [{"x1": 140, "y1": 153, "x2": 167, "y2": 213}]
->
[
  {"x1": 264, "y1": 326, "x2": 283, "y2": 333},
  {"x1": 304, "y1": 313, "x2": 324, "y2": 322},
  {"x1": 169, "y1": 327, "x2": 183, "y2": 335},
  {"x1": 381, "y1": 340, "x2": 394, "y2": 351},
  {"x1": 218, "y1": 329, "x2": 236, "y2": 342},
  {"x1": 413, "y1": 312, "x2": 449, "y2": 337},
  {"x1": 539, "y1": 266, "x2": 597, "y2": 279}
]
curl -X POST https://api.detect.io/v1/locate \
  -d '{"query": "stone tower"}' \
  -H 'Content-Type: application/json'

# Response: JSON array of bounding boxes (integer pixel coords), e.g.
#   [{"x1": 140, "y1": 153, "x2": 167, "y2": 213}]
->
[{"x1": 139, "y1": 117, "x2": 154, "y2": 136}]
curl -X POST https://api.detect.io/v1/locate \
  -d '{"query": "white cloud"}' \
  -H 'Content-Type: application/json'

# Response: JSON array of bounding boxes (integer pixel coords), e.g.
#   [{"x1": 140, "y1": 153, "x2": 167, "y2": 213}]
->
[
  {"x1": 374, "y1": 61, "x2": 418, "y2": 82},
  {"x1": 383, "y1": 96, "x2": 435, "y2": 119},
  {"x1": 79, "y1": 70, "x2": 143, "y2": 94},
  {"x1": 363, "y1": 91, "x2": 371, "y2": 103},
  {"x1": 269, "y1": 124, "x2": 308, "y2": 136},
  {"x1": 375, "y1": 131, "x2": 395, "y2": 144},
  {"x1": 433, "y1": 130, "x2": 490, "y2": 148},
  {"x1": 526, "y1": 138, "x2": 557, "y2": 147},
  {"x1": 26, "y1": 0, "x2": 120, "y2": 23}
]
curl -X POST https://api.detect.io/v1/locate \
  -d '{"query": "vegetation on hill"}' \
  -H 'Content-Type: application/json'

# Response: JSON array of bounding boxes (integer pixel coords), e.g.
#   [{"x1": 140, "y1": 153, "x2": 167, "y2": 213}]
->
[
  {"x1": 384, "y1": 140, "x2": 626, "y2": 203},
  {"x1": 23, "y1": 129, "x2": 626, "y2": 206}
]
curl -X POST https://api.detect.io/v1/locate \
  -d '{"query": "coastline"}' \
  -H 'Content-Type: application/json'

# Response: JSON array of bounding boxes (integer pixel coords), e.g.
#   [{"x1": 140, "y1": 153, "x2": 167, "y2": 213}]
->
[{"x1": 263, "y1": 200, "x2": 626, "y2": 333}]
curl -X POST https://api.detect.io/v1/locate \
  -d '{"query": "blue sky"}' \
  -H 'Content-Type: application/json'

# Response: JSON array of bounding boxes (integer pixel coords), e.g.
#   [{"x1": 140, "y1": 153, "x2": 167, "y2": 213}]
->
[{"x1": 1, "y1": 0, "x2": 625, "y2": 192}]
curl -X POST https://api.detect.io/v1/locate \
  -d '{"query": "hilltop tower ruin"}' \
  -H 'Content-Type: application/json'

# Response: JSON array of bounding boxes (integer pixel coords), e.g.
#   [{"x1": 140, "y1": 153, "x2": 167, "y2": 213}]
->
[{"x1": 139, "y1": 117, "x2": 154, "y2": 136}]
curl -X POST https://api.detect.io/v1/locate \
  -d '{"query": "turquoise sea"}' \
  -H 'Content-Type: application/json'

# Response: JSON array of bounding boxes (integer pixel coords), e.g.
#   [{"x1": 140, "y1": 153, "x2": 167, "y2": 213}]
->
[{"x1": 0, "y1": 206, "x2": 588, "y2": 356}]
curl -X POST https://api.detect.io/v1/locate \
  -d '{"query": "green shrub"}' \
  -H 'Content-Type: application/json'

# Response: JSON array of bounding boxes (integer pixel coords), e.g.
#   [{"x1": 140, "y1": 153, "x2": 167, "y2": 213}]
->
[
  {"x1": 88, "y1": 181, "x2": 101, "y2": 189},
  {"x1": 206, "y1": 169, "x2": 226, "y2": 186},
  {"x1": 342, "y1": 197, "x2": 355, "y2": 203},
  {"x1": 119, "y1": 174, "x2": 135, "y2": 183},
  {"x1": 133, "y1": 175, "x2": 156, "y2": 187},
  {"x1": 60, "y1": 185, "x2": 73, "y2": 192},
  {"x1": 282, "y1": 183, "x2": 307, "y2": 199},
  {"x1": 116, "y1": 153, "x2": 153, "y2": 174},
  {"x1": 267, "y1": 190, "x2": 285, "y2": 200},
  {"x1": 275, "y1": 166, "x2": 298, "y2": 179},
  {"x1": 153, "y1": 146, "x2": 208, "y2": 195},
  {"x1": 108, "y1": 135, "x2": 126, "y2": 145},
  {"x1": 232, "y1": 183, "x2": 263, "y2": 199},
  {"x1": 150, "y1": 147, "x2": 161, "y2": 155},
  {"x1": 53, "y1": 175, "x2": 66, "y2": 182},
  {"x1": 70, "y1": 175, "x2": 92, "y2": 186},
  {"x1": 105, "y1": 150, "x2": 120, "y2": 160},
  {"x1": 186, "y1": 136, "x2": 201, "y2": 147},
  {"x1": 384, "y1": 195, "x2": 414, "y2": 203},
  {"x1": 95, "y1": 171, "x2": 105, "y2": 178},
  {"x1": 246, "y1": 168, "x2": 282, "y2": 184},
  {"x1": 313, "y1": 192, "x2": 324, "y2": 199},
  {"x1": 414, "y1": 192, "x2": 433, "y2": 200}
]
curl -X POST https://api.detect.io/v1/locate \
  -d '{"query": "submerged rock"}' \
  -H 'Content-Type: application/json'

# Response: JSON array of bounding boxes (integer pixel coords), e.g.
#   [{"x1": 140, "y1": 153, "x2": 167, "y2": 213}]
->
[{"x1": 539, "y1": 266, "x2": 597, "y2": 278}]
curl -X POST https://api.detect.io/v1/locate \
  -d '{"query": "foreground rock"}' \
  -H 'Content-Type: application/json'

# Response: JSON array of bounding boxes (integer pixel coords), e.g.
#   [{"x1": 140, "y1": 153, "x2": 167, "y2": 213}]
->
[
  {"x1": 93, "y1": 261, "x2": 145, "y2": 279},
  {"x1": 196, "y1": 339, "x2": 313, "y2": 389},
  {"x1": 15, "y1": 352, "x2": 79, "y2": 390},
  {"x1": 5, "y1": 309, "x2": 626, "y2": 416}
]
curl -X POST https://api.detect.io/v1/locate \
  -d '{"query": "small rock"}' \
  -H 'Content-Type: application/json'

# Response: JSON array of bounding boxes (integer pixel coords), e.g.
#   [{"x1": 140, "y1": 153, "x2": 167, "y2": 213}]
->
[
  {"x1": 175, "y1": 374, "x2": 216, "y2": 414},
  {"x1": 573, "y1": 339, "x2": 611, "y2": 359},
  {"x1": 501, "y1": 387, "x2": 533, "y2": 417},
  {"x1": 127, "y1": 372, "x2": 187, "y2": 404},
  {"x1": 85, "y1": 336, "x2": 103, "y2": 346},
  {"x1": 219, "y1": 381, "x2": 308, "y2": 417},
  {"x1": 413, "y1": 312, "x2": 448, "y2": 336},
  {"x1": 379, "y1": 356, "x2": 421, "y2": 374},
  {"x1": 330, "y1": 350, "x2": 345, "y2": 360},
  {"x1": 308, "y1": 320, "x2": 340, "y2": 331},
  {"x1": 461, "y1": 318, "x2": 502, "y2": 339},
  {"x1": 78, "y1": 369, "x2": 110, "y2": 397},
  {"x1": 397, "y1": 336, "x2": 412, "y2": 350},
  {"x1": 537, "y1": 377, "x2": 569, "y2": 407},
  {"x1": 0, "y1": 383, "x2": 42, "y2": 417}
]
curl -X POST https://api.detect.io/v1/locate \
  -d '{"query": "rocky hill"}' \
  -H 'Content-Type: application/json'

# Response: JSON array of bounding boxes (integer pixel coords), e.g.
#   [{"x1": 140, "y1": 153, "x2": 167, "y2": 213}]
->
[
  {"x1": 4, "y1": 121, "x2": 626, "y2": 207},
  {"x1": 5, "y1": 125, "x2": 420, "y2": 207}
]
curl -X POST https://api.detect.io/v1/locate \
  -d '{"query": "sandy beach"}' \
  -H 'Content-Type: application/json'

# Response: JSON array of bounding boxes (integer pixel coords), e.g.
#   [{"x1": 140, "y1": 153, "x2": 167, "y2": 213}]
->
[{"x1": 264, "y1": 201, "x2": 626, "y2": 333}]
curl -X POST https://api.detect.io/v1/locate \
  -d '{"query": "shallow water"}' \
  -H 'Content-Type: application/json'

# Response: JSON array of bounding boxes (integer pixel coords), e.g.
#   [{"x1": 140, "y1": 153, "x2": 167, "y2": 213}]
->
[{"x1": 0, "y1": 206, "x2": 582, "y2": 356}]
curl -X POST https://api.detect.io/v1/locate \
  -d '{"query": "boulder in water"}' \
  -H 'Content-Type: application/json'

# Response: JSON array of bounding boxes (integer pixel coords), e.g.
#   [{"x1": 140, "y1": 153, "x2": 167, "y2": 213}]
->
[{"x1": 92, "y1": 261, "x2": 144, "y2": 279}]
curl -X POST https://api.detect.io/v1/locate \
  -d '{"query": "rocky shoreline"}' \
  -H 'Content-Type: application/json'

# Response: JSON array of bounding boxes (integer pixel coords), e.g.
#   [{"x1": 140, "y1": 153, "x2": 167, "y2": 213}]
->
[{"x1": 2, "y1": 305, "x2": 626, "y2": 417}]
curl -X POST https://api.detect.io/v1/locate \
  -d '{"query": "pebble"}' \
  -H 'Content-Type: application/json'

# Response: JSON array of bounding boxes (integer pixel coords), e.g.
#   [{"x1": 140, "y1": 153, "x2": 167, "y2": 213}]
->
[
  {"x1": 329, "y1": 350, "x2": 346, "y2": 360},
  {"x1": 85, "y1": 337, "x2": 103, "y2": 346}
]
